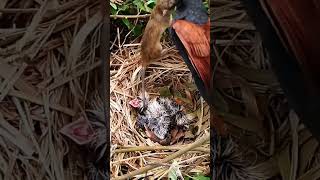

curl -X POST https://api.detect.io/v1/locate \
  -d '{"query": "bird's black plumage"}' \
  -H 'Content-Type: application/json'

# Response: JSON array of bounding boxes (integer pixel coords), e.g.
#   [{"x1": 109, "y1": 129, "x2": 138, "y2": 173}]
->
[
  {"x1": 175, "y1": 0, "x2": 208, "y2": 24},
  {"x1": 169, "y1": 29, "x2": 210, "y2": 103}
]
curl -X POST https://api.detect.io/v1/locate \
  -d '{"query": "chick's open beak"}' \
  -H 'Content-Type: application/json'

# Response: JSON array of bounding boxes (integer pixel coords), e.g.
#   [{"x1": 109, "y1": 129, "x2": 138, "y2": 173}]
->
[{"x1": 129, "y1": 98, "x2": 142, "y2": 108}]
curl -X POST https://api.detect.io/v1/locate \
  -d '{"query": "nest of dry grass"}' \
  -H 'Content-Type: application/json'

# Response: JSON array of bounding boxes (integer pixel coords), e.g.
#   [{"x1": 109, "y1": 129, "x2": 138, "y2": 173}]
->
[{"x1": 110, "y1": 36, "x2": 210, "y2": 178}]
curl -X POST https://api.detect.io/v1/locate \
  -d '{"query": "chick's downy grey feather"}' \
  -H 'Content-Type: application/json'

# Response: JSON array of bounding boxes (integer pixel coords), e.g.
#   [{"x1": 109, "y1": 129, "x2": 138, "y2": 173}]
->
[{"x1": 137, "y1": 97, "x2": 189, "y2": 140}]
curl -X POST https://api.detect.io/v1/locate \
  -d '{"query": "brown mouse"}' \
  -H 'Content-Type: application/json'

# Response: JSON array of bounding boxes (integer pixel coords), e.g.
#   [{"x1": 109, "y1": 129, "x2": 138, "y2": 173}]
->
[{"x1": 140, "y1": 0, "x2": 176, "y2": 108}]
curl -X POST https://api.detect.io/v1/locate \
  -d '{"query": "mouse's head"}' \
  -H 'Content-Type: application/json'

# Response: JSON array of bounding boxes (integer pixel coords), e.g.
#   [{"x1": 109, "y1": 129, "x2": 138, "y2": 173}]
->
[{"x1": 157, "y1": 0, "x2": 177, "y2": 10}]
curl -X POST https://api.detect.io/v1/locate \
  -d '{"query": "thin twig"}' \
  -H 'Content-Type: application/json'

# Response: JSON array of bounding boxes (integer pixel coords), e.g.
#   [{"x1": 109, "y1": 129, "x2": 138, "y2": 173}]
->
[
  {"x1": 110, "y1": 14, "x2": 150, "y2": 19},
  {"x1": 0, "y1": 9, "x2": 150, "y2": 18},
  {"x1": 114, "y1": 145, "x2": 209, "y2": 153},
  {"x1": 0, "y1": 8, "x2": 38, "y2": 13}
]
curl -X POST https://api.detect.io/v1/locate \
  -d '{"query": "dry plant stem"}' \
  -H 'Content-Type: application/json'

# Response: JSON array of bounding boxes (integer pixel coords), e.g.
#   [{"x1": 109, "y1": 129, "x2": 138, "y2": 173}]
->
[
  {"x1": 141, "y1": 66, "x2": 147, "y2": 108},
  {"x1": 113, "y1": 133, "x2": 210, "y2": 180},
  {"x1": 115, "y1": 145, "x2": 209, "y2": 153},
  {"x1": 0, "y1": 8, "x2": 38, "y2": 13},
  {"x1": 0, "y1": 9, "x2": 150, "y2": 18},
  {"x1": 110, "y1": 14, "x2": 150, "y2": 19},
  {"x1": 9, "y1": 90, "x2": 75, "y2": 116}
]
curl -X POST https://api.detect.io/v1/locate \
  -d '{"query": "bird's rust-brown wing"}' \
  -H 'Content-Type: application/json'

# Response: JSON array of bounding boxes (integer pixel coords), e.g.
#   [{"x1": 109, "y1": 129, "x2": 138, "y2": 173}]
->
[
  {"x1": 172, "y1": 20, "x2": 210, "y2": 57},
  {"x1": 172, "y1": 19, "x2": 211, "y2": 89}
]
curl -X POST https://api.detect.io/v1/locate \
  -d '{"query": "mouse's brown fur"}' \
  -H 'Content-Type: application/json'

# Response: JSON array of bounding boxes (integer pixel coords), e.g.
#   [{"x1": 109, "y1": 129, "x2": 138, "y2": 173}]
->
[
  {"x1": 140, "y1": 0, "x2": 176, "y2": 67},
  {"x1": 140, "y1": 0, "x2": 176, "y2": 107}
]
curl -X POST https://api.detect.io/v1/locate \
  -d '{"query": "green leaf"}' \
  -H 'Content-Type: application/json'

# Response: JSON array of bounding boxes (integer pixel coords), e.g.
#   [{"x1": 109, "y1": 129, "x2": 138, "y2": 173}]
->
[
  {"x1": 146, "y1": 1, "x2": 155, "y2": 10},
  {"x1": 133, "y1": 0, "x2": 146, "y2": 11},
  {"x1": 168, "y1": 171, "x2": 178, "y2": 180},
  {"x1": 110, "y1": 2, "x2": 117, "y2": 10},
  {"x1": 111, "y1": 8, "x2": 117, "y2": 15},
  {"x1": 203, "y1": 0, "x2": 209, "y2": 10},
  {"x1": 184, "y1": 174, "x2": 210, "y2": 180},
  {"x1": 121, "y1": 18, "x2": 133, "y2": 29},
  {"x1": 144, "y1": 0, "x2": 154, "y2": 12},
  {"x1": 147, "y1": 0, "x2": 156, "y2": 5},
  {"x1": 118, "y1": 4, "x2": 130, "y2": 12},
  {"x1": 168, "y1": 160, "x2": 182, "y2": 180},
  {"x1": 194, "y1": 176, "x2": 210, "y2": 180},
  {"x1": 132, "y1": 25, "x2": 143, "y2": 36},
  {"x1": 145, "y1": 5, "x2": 152, "y2": 13},
  {"x1": 159, "y1": 86, "x2": 172, "y2": 97}
]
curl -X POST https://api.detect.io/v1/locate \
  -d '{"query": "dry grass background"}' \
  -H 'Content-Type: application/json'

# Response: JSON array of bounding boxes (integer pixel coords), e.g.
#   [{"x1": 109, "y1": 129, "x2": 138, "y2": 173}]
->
[
  {"x1": 0, "y1": 0, "x2": 104, "y2": 179},
  {"x1": 212, "y1": 0, "x2": 320, "y2": 180}
]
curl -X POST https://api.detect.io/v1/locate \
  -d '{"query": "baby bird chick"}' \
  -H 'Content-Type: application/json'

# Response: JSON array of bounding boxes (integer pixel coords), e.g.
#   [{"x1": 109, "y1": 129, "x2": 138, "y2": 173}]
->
[
  {"x1": 129, "y1": 93, "x2": 190, "y2": 145},
  {"x1": 59, "y1": 92, "x2": 108, "y2": 179}
]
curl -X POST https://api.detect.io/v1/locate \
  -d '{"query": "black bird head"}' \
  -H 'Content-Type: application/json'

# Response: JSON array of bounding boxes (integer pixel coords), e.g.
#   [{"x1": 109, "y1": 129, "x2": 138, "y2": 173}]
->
[{"x1": 174, "y1": 0, "x2": 209, "y2": 24}]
